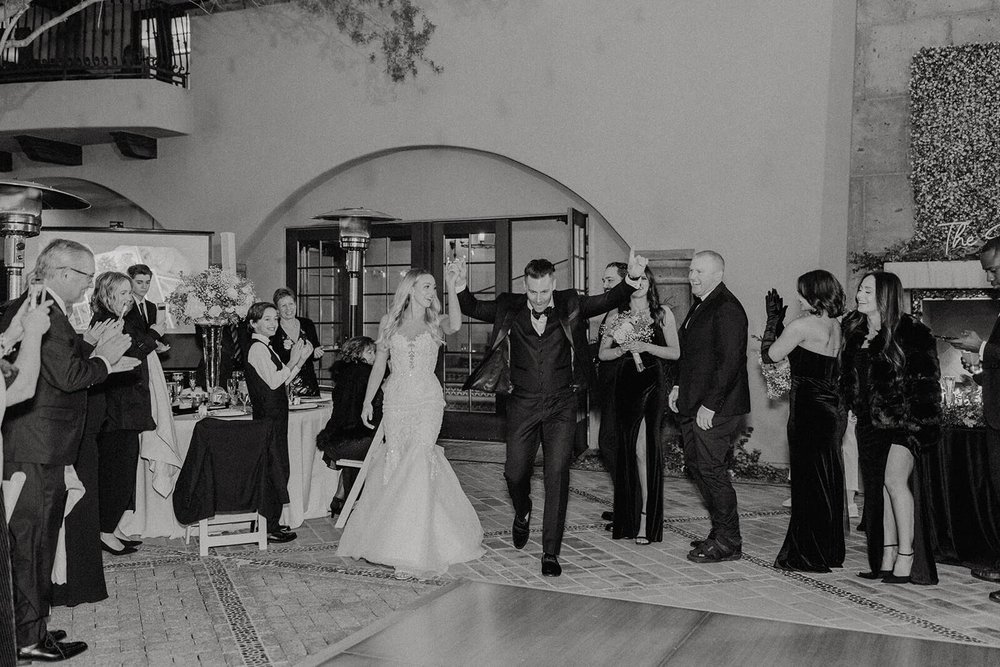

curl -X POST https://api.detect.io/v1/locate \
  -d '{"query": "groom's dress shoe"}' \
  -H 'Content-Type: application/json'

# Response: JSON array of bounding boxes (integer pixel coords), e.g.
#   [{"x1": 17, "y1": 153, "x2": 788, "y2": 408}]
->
[
  {"x1": 972, "y1": 568, "x2": 1000, "y2": 583},
  {"x1": 541, "y1": 553, "x2": 561, "y2": 577},
  {"x1": 512, "y1": 510, "x2": 530, "y2": 550},
  {"x1": 990, "y1": 590, "x2": 1000, "y2": 604},
  {"x1": 17, "y1": 636, "x2": 88, "y2": 662}
]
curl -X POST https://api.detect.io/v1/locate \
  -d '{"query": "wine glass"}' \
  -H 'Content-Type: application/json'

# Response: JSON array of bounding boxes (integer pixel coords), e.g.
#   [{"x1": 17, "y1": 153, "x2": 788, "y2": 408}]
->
[
  {"x1": 187, "y1": 371, "x2": 197, "y2": 393},
  {"x1": 227, "y1": 371, "x2": 241, "y2": 406}
]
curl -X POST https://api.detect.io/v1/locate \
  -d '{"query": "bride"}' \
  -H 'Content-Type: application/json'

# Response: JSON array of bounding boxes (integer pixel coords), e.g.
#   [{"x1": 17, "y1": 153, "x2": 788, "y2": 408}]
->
[{"x1": 336, "y1": 264, "x2": 484, "y2": 577}]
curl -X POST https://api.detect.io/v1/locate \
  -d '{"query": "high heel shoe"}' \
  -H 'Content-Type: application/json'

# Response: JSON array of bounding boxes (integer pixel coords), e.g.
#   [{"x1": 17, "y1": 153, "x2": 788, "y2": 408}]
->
[
  {"x1": 101, "y1": 541, "x2": 138, "y2": 556},
  {"x1": 857, "y1": 543, "x2": 896, "y2": 579},
  {"x1": 883, "y1": 552, "x2": 914, "y2": 584},
  {"x1": 635, "y1": 511, "x2": 650, "y2": 546},
  {"x1": 330, "y1": 497, "x2": 344, "y2": 517}
]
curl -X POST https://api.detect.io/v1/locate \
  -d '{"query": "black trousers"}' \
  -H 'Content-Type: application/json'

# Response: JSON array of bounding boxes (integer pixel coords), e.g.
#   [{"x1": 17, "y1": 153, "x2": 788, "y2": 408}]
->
[
  {"x1": 679, "y1": 414, "x2": 743, "y2": 548},
  {"x1": 505, "y1": 389, "x2": 576, "y2": 555},
  {"x1": 97, "y1": 429, "x2": 141, "y2": 533},
  {"x1": 0, "y1": 494, "x2": 16, "y2": 667},
  {"x1": 4, "y1": 462, "x2": 66, "y2": 648}
]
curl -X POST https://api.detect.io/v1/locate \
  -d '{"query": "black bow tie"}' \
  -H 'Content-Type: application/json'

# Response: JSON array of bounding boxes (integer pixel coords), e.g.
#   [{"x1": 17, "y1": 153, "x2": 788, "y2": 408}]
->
[{"x1": 531, "y1": 306, "x2": 554, "y2": 320}]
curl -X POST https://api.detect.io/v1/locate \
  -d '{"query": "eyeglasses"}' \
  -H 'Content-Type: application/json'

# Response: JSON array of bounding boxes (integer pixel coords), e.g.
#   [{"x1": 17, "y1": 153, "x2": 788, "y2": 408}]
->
[{"x1": 56, "y1": 266, "x2": 95, "y2": 281}]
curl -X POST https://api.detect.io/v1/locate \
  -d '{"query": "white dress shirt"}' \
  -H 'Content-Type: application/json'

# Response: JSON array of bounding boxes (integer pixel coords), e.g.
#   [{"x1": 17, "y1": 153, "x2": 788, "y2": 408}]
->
[{"x1": 248, "y1": 333, "x2": 292, "y2": 390}]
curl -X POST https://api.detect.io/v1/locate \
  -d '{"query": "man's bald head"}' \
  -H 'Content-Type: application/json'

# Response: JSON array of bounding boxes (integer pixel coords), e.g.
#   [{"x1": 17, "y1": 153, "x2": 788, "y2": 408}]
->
[{"x1": 689, "y1": 250, "x2": 726, "y2": 298}]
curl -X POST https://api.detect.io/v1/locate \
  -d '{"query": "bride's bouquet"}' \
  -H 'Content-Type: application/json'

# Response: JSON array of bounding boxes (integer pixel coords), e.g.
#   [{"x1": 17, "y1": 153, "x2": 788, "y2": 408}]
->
[{"x1": 608, "y1": 311, "x2": 654, "y2": 372}]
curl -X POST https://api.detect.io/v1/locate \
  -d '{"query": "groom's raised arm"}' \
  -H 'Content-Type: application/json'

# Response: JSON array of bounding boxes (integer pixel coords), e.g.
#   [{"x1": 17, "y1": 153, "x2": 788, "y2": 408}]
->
[
  {"x1": 457, "y1": 286, "x2": 498, "y2": 323},
  {"x1": 579, "y1": 279, "x2": 636, "y2": 319}
]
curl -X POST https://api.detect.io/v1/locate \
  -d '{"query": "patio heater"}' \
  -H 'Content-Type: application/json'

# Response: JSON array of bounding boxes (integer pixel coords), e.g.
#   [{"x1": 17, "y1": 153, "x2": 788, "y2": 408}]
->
[
  {"x1": 0, "y1": 180, "x2": 89, "y2": 299},
  {"x1": 312, "y1": 206, "x2": 398, "y2": 337}
]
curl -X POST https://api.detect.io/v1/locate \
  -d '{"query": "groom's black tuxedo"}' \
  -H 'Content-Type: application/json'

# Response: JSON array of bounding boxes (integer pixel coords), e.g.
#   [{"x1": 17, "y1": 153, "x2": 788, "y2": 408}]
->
[{"x1": 459, "y1": 280, "x2": 635, "y2": 555}]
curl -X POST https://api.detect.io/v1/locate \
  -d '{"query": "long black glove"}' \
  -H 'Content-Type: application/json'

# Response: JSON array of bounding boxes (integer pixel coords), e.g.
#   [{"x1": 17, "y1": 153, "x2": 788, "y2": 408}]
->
[{"x1": 761, "y1": 288, "x2": 786, "y2": 364}]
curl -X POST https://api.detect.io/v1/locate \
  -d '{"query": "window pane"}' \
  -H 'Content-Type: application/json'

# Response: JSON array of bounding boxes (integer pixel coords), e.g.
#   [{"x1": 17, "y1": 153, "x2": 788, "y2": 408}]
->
[
  {"x1": 468, "y1": 233, "x2": 495, "y2": 263},
  {"x1": 363, "y1": 323, "x2": 380, "y2": 340},
  {"x1": 364, "y1": 266, "x2": 388, "y2": 294},
  {"x1": 367, "y1": 237, "x2": 387, "y2": 265},
  {"x1": 444, "y1": 237, "x2": 468, "y2": 263},
  {"x1": 322, "y1": 267, "x2": 342, "y2": 295},
  {"x1": 304, "y1": 270, "x2": 320, "y2": 295},
  {"x1": 387, "y1": 239, "x2": 411, "y2": 265},
  {"x1": 387, "y1": 266, "x2": 408, "y2": 295},
  {"x1": 299, "y1": 240, "x2": 320, "y2": 268},
  {"x1": 470, "y1": 264, "x2": 496, "y2": 293},
  {"x1": 469, "y1": 323, "x2": 492, "y2": 353},
  {"x1": 364, "y1": 295, "x2": 387, "y2": 321},
  {"x1": 320, "y1": 297, "x2": 338, "y2": 322},
  {"x1": 320, "y1": 241, "x2": 340, "y2": 265}
]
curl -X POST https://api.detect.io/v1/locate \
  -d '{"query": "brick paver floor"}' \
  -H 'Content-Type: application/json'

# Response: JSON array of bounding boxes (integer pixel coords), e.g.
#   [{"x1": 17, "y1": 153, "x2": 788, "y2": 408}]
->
[{"x1": 47, "y1": 443, "x2": 1000, "y2": 665}]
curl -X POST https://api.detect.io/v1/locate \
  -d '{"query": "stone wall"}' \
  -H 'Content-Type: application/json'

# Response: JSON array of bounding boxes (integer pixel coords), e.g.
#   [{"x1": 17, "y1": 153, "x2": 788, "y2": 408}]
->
[{"x1": 851, "y1": 0, "x2": 1000, "y2": 282}]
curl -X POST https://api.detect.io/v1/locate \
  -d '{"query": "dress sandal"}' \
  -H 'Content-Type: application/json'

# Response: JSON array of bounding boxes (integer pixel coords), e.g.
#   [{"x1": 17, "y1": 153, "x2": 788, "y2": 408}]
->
[
  {"x1": 635, "y1": 512, "x2": 650, "y2": 546},
  {"x1": 883, "y1": 552, "x2": 914, "y2": 584}
]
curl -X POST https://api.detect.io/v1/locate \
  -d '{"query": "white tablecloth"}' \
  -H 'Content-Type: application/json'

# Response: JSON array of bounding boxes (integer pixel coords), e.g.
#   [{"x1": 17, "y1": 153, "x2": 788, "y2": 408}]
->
[{"x1": 119, "y1": 402, "x2": 337, "y2": 538}]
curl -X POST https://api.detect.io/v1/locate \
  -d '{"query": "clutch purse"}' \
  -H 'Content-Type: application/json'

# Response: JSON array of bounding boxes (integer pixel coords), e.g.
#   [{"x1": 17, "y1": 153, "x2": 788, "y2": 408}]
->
[{"x1": 463, "y1": 330, "x2": 512, "y2": 394}]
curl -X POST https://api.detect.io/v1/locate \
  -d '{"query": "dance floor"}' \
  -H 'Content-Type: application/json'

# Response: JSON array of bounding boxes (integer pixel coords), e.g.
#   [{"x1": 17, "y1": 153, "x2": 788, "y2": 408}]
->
[
  {"x1": 48, "y1": 442, "x2": 1000, "y2": 666},
  {"x1": 307, "y1": 581, "x2": 1000, "y2": 666}
]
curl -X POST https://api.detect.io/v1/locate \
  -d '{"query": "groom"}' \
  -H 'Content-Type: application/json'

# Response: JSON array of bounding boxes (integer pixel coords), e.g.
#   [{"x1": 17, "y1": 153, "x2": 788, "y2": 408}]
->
[{"x1": 456, "y1": 250, "x2": 647, "y2": 576}]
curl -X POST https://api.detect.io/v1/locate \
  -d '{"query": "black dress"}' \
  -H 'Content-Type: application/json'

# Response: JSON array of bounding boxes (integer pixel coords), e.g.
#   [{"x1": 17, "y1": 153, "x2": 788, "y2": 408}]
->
[
  {"x1": 852, "y1": 348, "x2": 938, "y2": 584},
  {"x1": 774, "y1": 347, "x2": 846, "y2": 572},
  {"x1": 50, "y1": 384, "x2": 109, "y2": 607},
  {"x1": 270, "y1": 317, "x2": 321, "y2": 395},
  {"x1": 611, "y1": 323, "x2": 670, "y2": 543}
]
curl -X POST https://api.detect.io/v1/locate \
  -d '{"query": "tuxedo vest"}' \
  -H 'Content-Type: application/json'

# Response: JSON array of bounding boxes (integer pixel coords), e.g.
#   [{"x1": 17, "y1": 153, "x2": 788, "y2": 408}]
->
[{"x1": 508, "y1": 309, "x2": 573, "y2": 394}]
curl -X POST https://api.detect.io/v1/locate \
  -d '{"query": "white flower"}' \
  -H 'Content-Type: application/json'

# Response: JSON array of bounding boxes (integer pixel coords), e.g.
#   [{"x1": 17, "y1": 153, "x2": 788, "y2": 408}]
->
[{"x1": 207, "y1": 305, "x2": 222, "y2": 318}]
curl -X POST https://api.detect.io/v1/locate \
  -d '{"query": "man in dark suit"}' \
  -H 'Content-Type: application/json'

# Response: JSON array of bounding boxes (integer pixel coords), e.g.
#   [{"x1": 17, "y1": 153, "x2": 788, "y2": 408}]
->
[
  {"x1": 457, "y1": 251, "x2": 647, "y2": 576},
  {"x1": 669, "y1": 250, "x2": 750, "y2": 563},
  {"x1": 950, "y1": 236, "x2": 1000, "y2": 605},
  {"x1": 2, "y1": 239, "x2": 134, "y2": 662},
  {"x1": 127, "y1": 263, "x2": 169, "y2": 353}
]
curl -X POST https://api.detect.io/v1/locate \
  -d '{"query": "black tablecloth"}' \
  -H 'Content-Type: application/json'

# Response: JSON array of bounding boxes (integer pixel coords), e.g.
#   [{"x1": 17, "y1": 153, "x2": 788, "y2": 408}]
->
[{"x1": 922, "y1": 426, "x2": 1000, "y2": 569}]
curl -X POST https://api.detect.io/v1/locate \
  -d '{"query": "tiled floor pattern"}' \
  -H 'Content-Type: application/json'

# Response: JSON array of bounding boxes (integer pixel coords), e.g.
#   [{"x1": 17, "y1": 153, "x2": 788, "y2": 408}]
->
[{"x1": 47, "y1": 448, "x2": 1000, "y2": 665}]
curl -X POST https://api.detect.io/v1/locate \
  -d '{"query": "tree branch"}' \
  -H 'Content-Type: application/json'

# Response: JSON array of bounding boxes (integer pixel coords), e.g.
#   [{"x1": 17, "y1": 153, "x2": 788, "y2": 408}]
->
[{"x1": 3, "y1": 0, "x2": 105, "y2": 50}]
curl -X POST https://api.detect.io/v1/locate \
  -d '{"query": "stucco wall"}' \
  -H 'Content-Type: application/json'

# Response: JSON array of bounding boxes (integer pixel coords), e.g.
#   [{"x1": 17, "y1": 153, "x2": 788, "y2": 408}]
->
[{"x1": 5, "y1": 0, "x2": 856, "y2": 462}]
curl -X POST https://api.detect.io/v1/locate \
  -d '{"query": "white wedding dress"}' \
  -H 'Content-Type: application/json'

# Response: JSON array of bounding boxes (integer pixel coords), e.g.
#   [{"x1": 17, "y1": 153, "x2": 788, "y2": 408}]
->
[{"x1": 336, "y1": 331, "x2": 484, "y2": 577}]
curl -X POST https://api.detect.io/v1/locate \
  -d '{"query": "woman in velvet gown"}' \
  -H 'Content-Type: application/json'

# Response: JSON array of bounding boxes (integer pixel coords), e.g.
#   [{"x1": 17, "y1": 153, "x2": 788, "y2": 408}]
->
[
  {"x1": 599, "y1": 266, "x2": 679, "y2": 544},
  {"x1": 760, "y1": 270, "x2": 847, "y2": 572},
  {"x1": 841, "y1": 272, "x2": 941, "y2": 585}
]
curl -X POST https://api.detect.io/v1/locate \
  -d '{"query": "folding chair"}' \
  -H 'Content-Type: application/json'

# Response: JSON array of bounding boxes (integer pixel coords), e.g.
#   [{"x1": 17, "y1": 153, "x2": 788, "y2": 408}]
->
[{"x1": 334, "y1": 421, "x2": 385, "y2": 529}]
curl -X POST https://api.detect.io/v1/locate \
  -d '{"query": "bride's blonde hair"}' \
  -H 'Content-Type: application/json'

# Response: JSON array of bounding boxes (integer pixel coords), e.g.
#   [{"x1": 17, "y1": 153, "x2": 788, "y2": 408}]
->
[{"x1": 379, "y1": 268, "x2": 443, "y2": 345}]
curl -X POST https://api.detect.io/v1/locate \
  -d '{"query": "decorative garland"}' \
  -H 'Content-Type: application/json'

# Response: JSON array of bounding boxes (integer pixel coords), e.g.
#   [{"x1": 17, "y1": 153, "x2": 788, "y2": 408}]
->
[{"x1": 851, "y1": 42, "x2": 1000, "y2": 272}]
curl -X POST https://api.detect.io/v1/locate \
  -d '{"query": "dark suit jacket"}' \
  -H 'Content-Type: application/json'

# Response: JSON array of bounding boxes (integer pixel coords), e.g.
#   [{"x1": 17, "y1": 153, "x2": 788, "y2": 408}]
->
[
  {"x1": 980, "y1": 316, "x2": 1000, "y2": 430},
  {"x1": 458, "y1": 280, "x2": 635, "y2": 390},
  {"x1": 675, "y1": 282, "x2": 750, "y2": 418},
  {"x1": 1, "y1": 291, "x2": 110, "y2": 465},
  {"x1": 93, "y1": 306, "x2": 158, "y2": 432},
  {"x1": 124, "y1": 297, "x2": 162, "y2": 342}
]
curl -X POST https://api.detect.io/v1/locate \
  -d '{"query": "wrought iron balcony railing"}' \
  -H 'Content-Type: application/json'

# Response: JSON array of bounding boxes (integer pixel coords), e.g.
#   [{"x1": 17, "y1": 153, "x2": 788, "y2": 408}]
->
[{"x1": 0, "y1": 0, "x2": 190, "y2": 87}]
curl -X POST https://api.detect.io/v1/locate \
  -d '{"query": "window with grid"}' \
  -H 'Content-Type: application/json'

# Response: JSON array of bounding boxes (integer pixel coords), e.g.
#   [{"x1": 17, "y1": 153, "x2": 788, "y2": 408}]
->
[
  {"x1": 362, "y1": 237, "x2": 412, "y2": 341},
  {"x1": 295, "y1": 239, "x2": 345, "y2": 385},
  {"x1": 442, "y1": 233, "x2": 497, "y2": 413}
]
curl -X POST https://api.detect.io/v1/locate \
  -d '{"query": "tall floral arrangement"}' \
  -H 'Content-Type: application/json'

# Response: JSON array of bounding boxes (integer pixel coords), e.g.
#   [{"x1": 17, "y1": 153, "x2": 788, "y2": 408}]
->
[{"x1": 167, "y1": 267, "x2": 255, "y2": 325}]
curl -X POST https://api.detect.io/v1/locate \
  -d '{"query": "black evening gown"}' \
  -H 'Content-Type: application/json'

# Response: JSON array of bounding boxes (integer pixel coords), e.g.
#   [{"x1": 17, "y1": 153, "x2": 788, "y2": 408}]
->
[
  {"x1": 852, "y1": 349, "x2": 938, "y2": 585},
  {"x1": 51, "y1": 386, "x2": 109, "y2": 607},
  {"x1": 611, "y1": 325, "x2": 669, "y2": 543},
  {"x1": 774, "y1": 347, "x2": 846, "y2": 572}
]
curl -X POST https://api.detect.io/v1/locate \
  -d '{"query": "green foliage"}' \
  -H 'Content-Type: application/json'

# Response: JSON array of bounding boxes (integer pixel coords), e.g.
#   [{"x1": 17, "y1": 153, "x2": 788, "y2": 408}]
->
[{"x1": 662, "y1": 426, "x2": 788, "y2": 484}]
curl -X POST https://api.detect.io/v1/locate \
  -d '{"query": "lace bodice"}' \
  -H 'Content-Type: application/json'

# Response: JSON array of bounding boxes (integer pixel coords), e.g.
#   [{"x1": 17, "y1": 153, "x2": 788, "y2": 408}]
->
[{"x1": 382, "y1": 331, "x2": 445, "y2": 409}]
